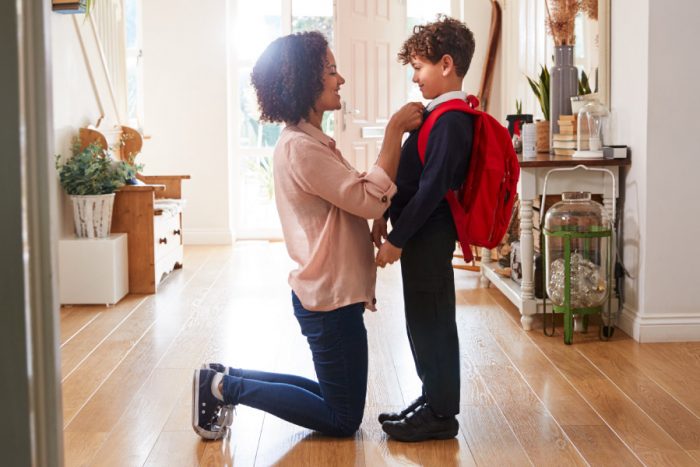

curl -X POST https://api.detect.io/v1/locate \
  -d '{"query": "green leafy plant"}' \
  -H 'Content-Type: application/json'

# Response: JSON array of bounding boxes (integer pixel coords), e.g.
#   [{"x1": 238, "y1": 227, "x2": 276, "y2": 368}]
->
[
  {"x1": 515, "y1": 99, "x2": 523, "y2": 116},
  {"x1": 526, "y1": 65, "x2": 550, "y2": 121},
  {"x1": 578, "y1": 69, "x2": 592, "y2": 95},
  {"x1": 55, "y1": 141, "x2": 138, "y2": 195}
]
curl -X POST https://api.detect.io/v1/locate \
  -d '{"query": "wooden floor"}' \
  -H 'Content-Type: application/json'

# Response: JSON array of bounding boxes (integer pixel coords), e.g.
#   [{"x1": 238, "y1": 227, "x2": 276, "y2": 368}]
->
[{"x1": 60, "y1": 243, "x2": 700, "y2": 467}]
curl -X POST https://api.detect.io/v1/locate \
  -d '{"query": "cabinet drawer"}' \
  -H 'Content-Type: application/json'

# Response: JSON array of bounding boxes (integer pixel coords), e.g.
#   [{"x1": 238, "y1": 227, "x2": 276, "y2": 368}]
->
[
  {"x1": 155, "y1": 244, "x2": 183, "y2": 286},
  {"x1": 154, "y1": 213, "x2": 182, "y2": 261}
]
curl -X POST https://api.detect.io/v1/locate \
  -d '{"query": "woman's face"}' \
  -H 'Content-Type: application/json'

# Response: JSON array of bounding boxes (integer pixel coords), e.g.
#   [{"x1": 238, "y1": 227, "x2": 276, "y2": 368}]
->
[{"x1": 313, "y1": 48, "x2": 345, "y2": 113}]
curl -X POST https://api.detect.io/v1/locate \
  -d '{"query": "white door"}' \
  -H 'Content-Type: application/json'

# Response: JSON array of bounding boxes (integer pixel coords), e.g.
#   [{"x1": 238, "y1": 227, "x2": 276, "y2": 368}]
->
[{"x1": 334, "y1": 0, "x2": 407, "y2": 173}]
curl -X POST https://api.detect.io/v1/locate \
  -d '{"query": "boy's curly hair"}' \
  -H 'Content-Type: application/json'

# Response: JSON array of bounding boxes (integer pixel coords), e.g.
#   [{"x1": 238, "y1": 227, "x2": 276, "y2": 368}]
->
[
  {"x1": 398, "y1": 15, "x2": 475, "y2": 78},
  {"x1": 251, "y1": 31, "x2": 328, "y2": 123}
]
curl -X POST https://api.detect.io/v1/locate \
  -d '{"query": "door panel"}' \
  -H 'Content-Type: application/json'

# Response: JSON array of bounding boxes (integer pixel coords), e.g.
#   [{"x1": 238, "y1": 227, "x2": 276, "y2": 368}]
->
[{"x1": 335, "y1": 0, "x2": 406, "y2": 173}]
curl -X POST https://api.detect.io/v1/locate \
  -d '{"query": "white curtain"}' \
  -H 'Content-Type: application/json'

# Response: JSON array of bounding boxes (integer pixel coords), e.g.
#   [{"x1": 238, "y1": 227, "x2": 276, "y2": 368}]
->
[{"x1": 499, "y1": 0, "x2": 550, "y2": 120}]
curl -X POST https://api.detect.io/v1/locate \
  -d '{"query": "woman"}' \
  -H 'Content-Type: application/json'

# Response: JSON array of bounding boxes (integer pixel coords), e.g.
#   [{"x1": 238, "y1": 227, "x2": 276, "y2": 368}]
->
[{"x1": 192, "y1": 31, "x2": 423, "y2": 440}]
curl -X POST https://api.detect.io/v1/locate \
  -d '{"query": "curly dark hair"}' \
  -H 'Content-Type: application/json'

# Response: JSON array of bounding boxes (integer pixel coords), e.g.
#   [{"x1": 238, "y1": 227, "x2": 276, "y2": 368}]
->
[
  {"x1": 398, "y1": 15, "x2": 475, "y2": 78},
  {"x1": 251, "y1": 31, "x2": 329, "y2": 124}
]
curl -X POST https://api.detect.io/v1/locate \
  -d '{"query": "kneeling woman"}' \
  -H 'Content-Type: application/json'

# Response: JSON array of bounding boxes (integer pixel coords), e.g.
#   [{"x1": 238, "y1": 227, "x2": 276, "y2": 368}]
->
[{"x1": 192, "y1": 31, "x2": 423, "y2": 439}]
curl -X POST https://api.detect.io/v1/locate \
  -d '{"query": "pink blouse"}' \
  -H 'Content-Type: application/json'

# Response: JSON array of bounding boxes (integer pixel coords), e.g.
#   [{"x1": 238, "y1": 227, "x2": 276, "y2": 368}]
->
[{"x1": 273, "y1": 120, "x2": 397, "y2": 311}]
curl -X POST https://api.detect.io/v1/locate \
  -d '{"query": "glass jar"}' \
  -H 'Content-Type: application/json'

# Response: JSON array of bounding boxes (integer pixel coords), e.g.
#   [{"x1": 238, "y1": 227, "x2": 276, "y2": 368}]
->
[
  {"x1": 544, "y1": 192, "x2": 611, "y2": 308},
  {"x1": 574, "y1": 99, "x2": 610, "y2": 158}
]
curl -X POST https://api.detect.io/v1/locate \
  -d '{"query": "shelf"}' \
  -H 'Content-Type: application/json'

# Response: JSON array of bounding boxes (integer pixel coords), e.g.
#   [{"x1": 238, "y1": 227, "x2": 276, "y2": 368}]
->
[
  {"x1": 481, "y1": 260, "x2": 619, "y2": 319},
  {"x1": 519, "y1": 153, "x2": 631, "y2": 168}
]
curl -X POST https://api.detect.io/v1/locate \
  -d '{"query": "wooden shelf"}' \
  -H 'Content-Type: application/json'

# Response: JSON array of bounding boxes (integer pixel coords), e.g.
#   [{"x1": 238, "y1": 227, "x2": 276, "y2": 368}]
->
[{"x1": 519, "y1": 154, "x2": 631, "y2": 168}]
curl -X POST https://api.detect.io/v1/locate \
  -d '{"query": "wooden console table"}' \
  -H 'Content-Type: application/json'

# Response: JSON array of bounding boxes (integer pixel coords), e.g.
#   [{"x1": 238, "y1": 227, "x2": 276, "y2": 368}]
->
[{"x1": 480, "y1": 154, "x2": 631, "y2": 330}]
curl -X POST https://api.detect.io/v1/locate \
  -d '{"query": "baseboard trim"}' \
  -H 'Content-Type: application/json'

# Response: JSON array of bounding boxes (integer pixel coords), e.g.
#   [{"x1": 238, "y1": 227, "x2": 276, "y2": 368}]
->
[
  {"x1": 183, "y1": 228, "x2": 235, "y2": 245},
  {"x1": 618, "y1": 306, "x2": 700, "y2": 342}
]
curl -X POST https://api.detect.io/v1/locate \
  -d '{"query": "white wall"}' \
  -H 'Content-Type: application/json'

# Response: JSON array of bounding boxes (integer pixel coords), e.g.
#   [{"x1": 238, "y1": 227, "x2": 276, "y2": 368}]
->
[
  {"x1": 142, "y1": 0, "x2": 233, "y2": 244},
  {"x1": 52, "y1": 14, "x2": 105, "y2": 237},
  {"x1": 613, "y1": 0, "x2": 700, "y2": 341}
]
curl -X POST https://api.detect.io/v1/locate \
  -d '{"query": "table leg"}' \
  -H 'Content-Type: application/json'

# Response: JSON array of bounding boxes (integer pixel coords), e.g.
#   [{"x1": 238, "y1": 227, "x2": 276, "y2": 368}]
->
[
  {"x1": 520, "y1": 198, "x2": 535, "y2": 330},
  {"x1": 480, "y1": 247, "x2": 491, "y2": 287}
]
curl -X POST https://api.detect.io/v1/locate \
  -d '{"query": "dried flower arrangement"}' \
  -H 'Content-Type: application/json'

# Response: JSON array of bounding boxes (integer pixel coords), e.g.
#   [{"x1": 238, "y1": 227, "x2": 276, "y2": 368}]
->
[
  {"x1": 545, "y1": 0, "x2": 580, "y2": 46},
  {"x1": 580, "y1": 0, "x2": 598, "y2": 21}
]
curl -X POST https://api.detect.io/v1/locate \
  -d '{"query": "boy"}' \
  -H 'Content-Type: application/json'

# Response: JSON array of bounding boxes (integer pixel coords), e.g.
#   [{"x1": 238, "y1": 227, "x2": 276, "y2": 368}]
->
[{"x1": 374, "y1": 16, "x2": 475, "y2": 442}]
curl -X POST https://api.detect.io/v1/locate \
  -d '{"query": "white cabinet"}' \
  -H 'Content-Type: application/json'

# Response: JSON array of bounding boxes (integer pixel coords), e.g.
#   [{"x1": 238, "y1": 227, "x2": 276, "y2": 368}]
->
[{"x1": 58, "y1": 234, "x2": 128, "y2": 305}]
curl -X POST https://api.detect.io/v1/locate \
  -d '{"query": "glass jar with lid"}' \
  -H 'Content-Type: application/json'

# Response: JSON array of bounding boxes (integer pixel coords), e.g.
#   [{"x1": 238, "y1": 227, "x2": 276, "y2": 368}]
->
[
  {"x1": 543, "y1": 191, "x2": 612, "y2": 344},
  {"x1": 573, "y1": 99, "x2": 610, "y2": 159}
]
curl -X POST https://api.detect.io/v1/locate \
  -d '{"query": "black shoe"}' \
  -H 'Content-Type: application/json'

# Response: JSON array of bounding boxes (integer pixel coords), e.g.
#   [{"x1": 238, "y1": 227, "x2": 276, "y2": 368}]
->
[
  {"x1": 192, "y1": 368, "x2": 234, "y2": 440},
  {"x1": 378, "y1": 395, "x2": 426, "y2": 423},
  {"x1": 382, "y1": 404, "x2": 458, "y2": 442}
]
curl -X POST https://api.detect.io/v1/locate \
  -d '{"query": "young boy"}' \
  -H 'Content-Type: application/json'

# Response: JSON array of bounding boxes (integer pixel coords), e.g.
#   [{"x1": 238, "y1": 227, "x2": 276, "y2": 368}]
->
[{"x1": 374, "y1": 16, "x2": 476, "y2": 442}]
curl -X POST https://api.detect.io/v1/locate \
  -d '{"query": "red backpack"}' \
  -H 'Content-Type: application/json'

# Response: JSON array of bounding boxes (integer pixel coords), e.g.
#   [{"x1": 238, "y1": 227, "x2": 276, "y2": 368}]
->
[{"x1": 417, "y1": 96, "x2": 520, "y2": 262}]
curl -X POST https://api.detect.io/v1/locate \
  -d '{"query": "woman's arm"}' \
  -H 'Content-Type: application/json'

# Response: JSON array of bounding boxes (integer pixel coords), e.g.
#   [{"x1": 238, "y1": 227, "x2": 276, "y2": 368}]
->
[
  {"x1": 288, "y1": 103, "x2": 422, "y2": 220},
  {"x1": 289, "y1": 140, "x2": 396, "y2": 220}
]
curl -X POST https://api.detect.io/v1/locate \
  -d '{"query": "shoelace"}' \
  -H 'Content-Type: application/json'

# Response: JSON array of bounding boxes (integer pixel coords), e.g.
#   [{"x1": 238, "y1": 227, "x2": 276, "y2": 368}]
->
[{"x1": 209, "y1": 404, "x2": 235, "y2": 440}]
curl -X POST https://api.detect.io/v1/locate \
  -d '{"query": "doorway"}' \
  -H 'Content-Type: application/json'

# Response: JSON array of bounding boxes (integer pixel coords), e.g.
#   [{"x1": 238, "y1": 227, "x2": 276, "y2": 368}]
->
[
  {"x1": 231, "y1": 0, "x2": 334, "y2": 239},
  {"x1": 230, "y1": 0, "x2": 452, "y2": 240}
]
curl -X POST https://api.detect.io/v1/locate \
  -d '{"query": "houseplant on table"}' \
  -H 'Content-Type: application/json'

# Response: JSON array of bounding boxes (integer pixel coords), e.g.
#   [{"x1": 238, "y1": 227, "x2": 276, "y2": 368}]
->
[
  {"x1": 56, "y1": 141, "x2": 137, "y2": 238},
  {"x1": 527, "y1": 65, "x2": 550, "y2": 152}
]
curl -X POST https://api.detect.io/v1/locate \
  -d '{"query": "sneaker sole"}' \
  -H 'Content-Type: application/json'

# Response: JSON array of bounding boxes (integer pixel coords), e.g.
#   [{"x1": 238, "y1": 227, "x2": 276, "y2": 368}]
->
[
  {"x1": 191, "y1": 370, "x2": 225, "y2": 440},
  {"x1": 385, "y1": 428, "x2": 459, "y2": 443}
]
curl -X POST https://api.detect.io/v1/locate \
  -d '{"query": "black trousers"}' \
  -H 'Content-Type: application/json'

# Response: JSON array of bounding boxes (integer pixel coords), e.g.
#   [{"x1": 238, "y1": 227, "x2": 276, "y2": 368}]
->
[{"x1": 399, "y1": 211, "x2": 460, "y2": 417}]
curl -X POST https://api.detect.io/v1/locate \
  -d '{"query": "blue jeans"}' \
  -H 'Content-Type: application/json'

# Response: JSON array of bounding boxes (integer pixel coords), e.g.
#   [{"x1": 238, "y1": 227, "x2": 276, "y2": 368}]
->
[{"x1": 221, "y1": 291, "x2": 368, "y2": 437}]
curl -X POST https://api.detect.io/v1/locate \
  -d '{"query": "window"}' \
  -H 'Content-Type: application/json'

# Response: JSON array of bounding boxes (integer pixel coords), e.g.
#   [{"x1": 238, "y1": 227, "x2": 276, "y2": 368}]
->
[
  {"x1": 124, "y1": 0, "x2": 143, "y2": 128},
  {"x1": 232, "y1": 0, "x2": 333, "y2": 239}
]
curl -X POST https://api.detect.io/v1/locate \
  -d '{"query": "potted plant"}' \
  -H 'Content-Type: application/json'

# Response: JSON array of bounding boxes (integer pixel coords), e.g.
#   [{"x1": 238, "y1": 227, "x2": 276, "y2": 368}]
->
[
  {"x1": 526, "y1": 65, "x2": 550, "y2": 152},
  {"x1": 571, "y1": 69, "x2": 599, "y2": 114},
  {"x1": 55, "y1": 141, "x2": 137, "y2": 238}
]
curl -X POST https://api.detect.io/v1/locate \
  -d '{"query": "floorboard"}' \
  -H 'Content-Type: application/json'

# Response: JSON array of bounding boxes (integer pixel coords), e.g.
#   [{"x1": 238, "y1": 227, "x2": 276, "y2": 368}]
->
[{"x1": 60, "y1": 243, "x2": 700, "y2": 466}]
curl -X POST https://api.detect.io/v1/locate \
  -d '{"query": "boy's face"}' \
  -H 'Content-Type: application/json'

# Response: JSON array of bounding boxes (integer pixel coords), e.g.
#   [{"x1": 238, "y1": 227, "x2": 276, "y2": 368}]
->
[{"x1": 410, "y1": 54, "x2": 447, "y2": 100}]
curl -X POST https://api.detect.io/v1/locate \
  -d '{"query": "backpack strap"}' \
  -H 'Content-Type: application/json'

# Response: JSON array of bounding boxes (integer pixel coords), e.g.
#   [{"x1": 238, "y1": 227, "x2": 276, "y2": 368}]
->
[
  {"x1": 415, "y1": 96, "x2": 481, "y2": 262},
  {"x1": 417, "y1": 96, "x2": 479, "y2": 162}
]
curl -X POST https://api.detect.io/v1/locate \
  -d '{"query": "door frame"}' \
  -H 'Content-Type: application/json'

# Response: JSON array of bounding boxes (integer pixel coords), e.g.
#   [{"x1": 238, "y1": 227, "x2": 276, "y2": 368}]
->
[{"x1": 0, "y1": 0, "x2": 63, "y2": 465}]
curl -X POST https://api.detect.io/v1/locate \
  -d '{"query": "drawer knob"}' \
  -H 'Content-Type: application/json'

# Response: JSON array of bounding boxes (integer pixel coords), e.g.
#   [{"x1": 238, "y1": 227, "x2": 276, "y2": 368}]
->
[
  {"x1": 159, "y1": 237, "x2": 168, "y2": 244},
  {"x1": 173, "y1": 229, "x2": 181, "y2": 236}
]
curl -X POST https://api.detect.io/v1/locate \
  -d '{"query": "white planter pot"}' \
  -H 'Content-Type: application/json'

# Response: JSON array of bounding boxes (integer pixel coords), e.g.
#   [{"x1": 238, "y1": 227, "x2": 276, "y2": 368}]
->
[{"x1": 70, "y1": 193, "x2": 116, "y2": 238}]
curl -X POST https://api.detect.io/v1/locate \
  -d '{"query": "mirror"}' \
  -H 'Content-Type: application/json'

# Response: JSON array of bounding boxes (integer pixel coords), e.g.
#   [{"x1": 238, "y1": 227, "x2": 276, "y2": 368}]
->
[
  {"x1": 499, "y1": 0, "x2": 610, "y2": 121},
  {"x1": 574, "y1": 0, "x2": 610, "y2": 106}
]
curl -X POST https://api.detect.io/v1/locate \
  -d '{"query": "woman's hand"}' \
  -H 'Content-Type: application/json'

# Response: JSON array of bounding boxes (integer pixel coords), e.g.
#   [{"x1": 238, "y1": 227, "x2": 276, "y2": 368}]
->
[
  {"x1": 375, "y1": 240, "x2": 402, "y2": 268},
  {"x1": 375, "y1": 102, "x2": 423, "y2": 180},
  {"x1": 388, "y1": 102, "x2": 424, "y2": 133},
  {"x1": 371, "y1": 217, "x2": 388, "y2": 249}
]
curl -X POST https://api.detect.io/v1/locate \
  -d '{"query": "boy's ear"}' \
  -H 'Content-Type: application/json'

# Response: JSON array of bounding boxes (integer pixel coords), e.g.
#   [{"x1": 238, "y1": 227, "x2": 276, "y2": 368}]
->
[{"x1": 440, "y1": 54, "x2": 455, "y2": 77}]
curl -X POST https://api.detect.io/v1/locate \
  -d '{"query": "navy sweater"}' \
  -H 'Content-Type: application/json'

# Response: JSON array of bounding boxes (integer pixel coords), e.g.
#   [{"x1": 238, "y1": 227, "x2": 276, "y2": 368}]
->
[{"x1": 388, "y1": 111, "x2": 474, "y2": 248}]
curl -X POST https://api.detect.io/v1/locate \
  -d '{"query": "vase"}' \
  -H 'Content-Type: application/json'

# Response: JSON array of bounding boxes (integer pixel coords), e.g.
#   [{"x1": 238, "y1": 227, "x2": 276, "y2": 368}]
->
[
  {"x1": 71, "y1": 193, "x2": 116, "y2": 238},
  {"x1": 549, "y1": 45, "x2": 578, "y2": 150}
]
